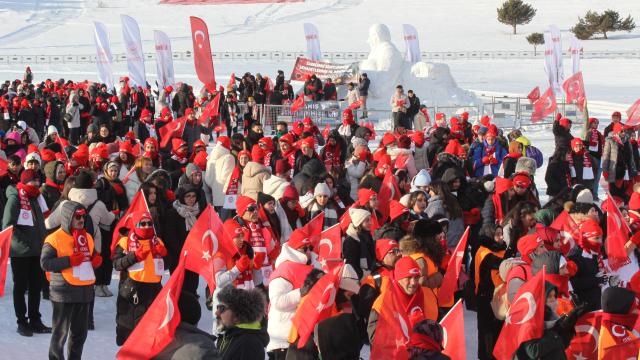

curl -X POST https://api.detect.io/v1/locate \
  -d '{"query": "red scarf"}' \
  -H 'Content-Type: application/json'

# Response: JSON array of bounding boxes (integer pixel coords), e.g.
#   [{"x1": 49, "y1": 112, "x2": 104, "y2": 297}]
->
[
  {"x1": 127, "y1": 232, "x2": 163, "y2": 259},
  {"x1": 17, "y1": 183, "x2": 40, "y2": 212},
  {"x1": 567, "y1": 150, "x2": 592, "y2": 179},
  {"x1": 601, "y1": 312, "x2": 639, "y2": 332},
  {"x1": 588, "y1": 129, "x2": 600, "y2": 147},
  {"x1": 171, "y1": 152, "x2": 188, "y2": 165},
  {"x1": 72, "y1": 229, "x2": 91, "y2": 261},
  {"x1": 247, "y1": 222, "x2": 266, "y2": 250},
  {"x1": 45, "y1": 179, "x2": 64, "y2": 192},
  {"x1": 226, "y1": 166, "x2": 241, "y2": 196}
]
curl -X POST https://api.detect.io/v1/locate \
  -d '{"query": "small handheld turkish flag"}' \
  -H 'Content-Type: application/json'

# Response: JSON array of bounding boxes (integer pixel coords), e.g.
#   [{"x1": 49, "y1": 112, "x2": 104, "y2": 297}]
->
[
  {"x1": 316, "y1": 224, "x2": 342, "y2": 268},
  {"x1": 182, "y1": 205, "x2": 238, "y2": 291},
  {"x1": 626, "y1": 98, "x2": 640, "y2": 127},
  {"x1": 531, "y1": 87, "x2": 557, "y2": 123},
  {"x1": 290, "y1": 95, "x2": 305, "y2": 113},
  {"x1": 440, "y1": 299, "x2": 466, "y2": 360},
  {"x1": 438, "y1": 227, "x2": 469, "y2": 306},
  {"x1": 493, "y1": 268, "x2": 545, "y2": 360},
  {"x1": 604, "y1": 193, "x2": 630, "y2": 270},
  {"x1": 0, "y1": 226, "x2": 13, "y2": 297},
  {"x1": 565, "y1": 311, "x2": 602, "y2": 360},
  {"x1": 527, "y1": 86, "x2": 540, "y2": 104},
  {"x1": 562, "y1": 71, "x2": 587, "y2": 112},
  {"x1": 159, "y1": 116, "x2": 187, "y2": 149},
  {"x1": 111, "y1": 190, "x2": 150, "y2": 255},
  {"x1": 304, "y1": 212, "x2": 324, "y2": 249},
  {"x1": 117, "y1": 252, "x2": 187, "y2": 360},
  {"x1": 198, "y1": 92, "x2": 221, "y2": 126}
]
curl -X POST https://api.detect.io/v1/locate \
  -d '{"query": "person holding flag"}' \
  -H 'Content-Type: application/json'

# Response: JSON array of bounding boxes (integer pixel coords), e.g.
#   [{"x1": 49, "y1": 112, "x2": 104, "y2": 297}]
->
[
  {"x1": 597, "y1": 286, "x2": 640, "y2": 359},
  {"x1": 567, "y1": 219, "x2": 608, "y2": 311},
  {"x1": 360, "y1": 239, "x2": 401, "y2": 309},
  {"x1": 40, "y1": 201, "x2": 102, "y2": 360},
  {"x1": 113, "y1": 210, "x2": 168, "y2": 345}
]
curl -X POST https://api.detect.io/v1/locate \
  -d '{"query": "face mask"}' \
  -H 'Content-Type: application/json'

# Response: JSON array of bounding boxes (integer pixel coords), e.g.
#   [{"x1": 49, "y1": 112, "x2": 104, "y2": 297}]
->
[{"x1": 134, "y1": 226, "x2": 155, "y2": 239}]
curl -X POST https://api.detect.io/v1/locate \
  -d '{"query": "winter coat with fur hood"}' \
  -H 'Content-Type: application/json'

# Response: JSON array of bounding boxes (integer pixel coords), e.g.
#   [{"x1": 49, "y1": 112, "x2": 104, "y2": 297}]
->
[
  {"x1": 240, "y1": 162, "x2": 271, "y2": 201},
  {"x1": 204, "y1": 143, "x2": 236, "y2": 207}
]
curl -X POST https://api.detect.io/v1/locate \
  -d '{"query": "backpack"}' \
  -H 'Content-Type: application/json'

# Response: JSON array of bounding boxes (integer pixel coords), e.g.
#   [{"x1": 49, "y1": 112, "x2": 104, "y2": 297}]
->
[
  {"x1": 490, "y1": 258, "x2": 528, "y2": 320},
  {"x1": 526, "y1": 145, "x2": 544, "y2": 168}
]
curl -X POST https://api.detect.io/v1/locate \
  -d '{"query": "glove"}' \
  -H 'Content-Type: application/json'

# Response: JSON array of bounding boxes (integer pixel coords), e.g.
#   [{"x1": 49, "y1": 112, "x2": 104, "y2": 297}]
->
[
  {"x1": 69, "y1": 253, "x2": 85, "y2": 267},
  {"x1": 235, "y1": 255, "x2": 250, "y2": 273},
  {"x1": 91, "y1": 254, "x2": 103, "y2": 269},
  {"x1": 565, "y1": 260, "x2": 578, "y2": 277},
  {"x1": 481, "y1": 156, "x2": 490, "y2": 165},
  {"x1": 135, "y1": 248, "x2": 150, "y2": 262},
  {"x1": 253, "y1": 252, "x2": 266, "y2": 270},
  {"x1": 608, "y1": 274, "x2": 621, "y2": 287},
  {"x1": 154, "y1": 244, "x2": 168, "y2": 257},
  {"x1": 490, "y1": 157, "x2": 498, "y2": 165}
]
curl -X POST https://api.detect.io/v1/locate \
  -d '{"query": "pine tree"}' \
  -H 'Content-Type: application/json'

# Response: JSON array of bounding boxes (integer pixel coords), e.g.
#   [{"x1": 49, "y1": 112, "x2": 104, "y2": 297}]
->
[
  {"x1": 572, "y1": 9, "x2": 636, "y2": 39},
  {"x1": 497, "y1": 0, "x2": 537, "y2": 35},
  {"x1": 526, "y1": 32, "x2": 544, "y2": 55}
]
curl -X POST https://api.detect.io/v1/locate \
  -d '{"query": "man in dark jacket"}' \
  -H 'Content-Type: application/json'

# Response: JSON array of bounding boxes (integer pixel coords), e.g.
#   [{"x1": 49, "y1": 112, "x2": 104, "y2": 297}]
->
[
  {"x1": 215, "y1": 285, "x2": 269, "y2": 360},
  {"x1": 172, "y1": 83, "x2": 191, "y2": 118},
  {"x1": 2, "y1": 169, "x2": 51, "y2": 336},
  {"x1": 552, "y1": 117, "x2": 573, "y2": 155},
  {"x1": 358, "y1": 74, "x2": 370, "y2": 118},
  {"x1": 406, "y1": 90, "x2": 420, "y2": 127}
]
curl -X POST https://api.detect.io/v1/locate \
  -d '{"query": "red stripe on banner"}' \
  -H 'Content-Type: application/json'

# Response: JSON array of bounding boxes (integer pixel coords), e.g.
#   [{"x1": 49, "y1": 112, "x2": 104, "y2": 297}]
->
[{"x1": 160, "y1": 0, "x2": 303, "y2": 4}]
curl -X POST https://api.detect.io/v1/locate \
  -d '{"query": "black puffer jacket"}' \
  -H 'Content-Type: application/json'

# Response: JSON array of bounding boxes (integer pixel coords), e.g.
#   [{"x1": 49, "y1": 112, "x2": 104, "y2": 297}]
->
[
  {"x1": 567, "y1": 245, "x2": 602, "y2": 310},
  {"x1": 217, "y1": 325, "x2": 269, "y2": 360},
  {"x1": 552, "y1": 120, "x2": 573, "y2": 155},
  {"x1": 292, "y1": 158, "x2": 327, "y2": 196}
]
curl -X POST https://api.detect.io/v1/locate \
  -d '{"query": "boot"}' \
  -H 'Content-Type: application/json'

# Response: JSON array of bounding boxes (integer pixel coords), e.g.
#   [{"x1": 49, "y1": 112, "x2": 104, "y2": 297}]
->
[
  {"x1": 17, "y1": 321, "x2": 33, "y2": 337},
  {"x1": 95, "y1": 285, "x2": 107, "y2": 297},
  {"x1": 103, "y1": 286, "x2": 113, "y2": 297},
  {"x1": 30, "y1": 320, "x2": 52, "y2": 334}
]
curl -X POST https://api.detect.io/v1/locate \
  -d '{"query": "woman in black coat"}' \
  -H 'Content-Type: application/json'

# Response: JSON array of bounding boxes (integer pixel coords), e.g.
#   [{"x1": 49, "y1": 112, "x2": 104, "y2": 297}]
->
[{"x1": 162, "y1": 184, "x2": 203, "y2": 295}]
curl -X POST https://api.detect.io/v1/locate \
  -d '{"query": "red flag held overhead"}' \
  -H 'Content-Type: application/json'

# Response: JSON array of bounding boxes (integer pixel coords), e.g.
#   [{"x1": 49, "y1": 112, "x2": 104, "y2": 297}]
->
[
  {"x1": 190, "y1": 17, "x2": 216, "y2": 93},
  {"x1": 562, "y1": 71, "x2": 587, "y2": 112},
  {"x1": 290, "y1": 95, "x2": 305, "y2": 113},
  {"x1": 527, "y1": 86, "x2": 540, "y2": 104},
  {"x1": 531, "y1": 87, "x2": 557, "y2": 122}
]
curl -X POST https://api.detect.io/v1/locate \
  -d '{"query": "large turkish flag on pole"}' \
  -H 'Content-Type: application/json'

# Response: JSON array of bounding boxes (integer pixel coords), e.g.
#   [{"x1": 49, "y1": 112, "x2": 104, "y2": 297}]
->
[
  {"x1": 531, "y1": 87, "x2": 557, "y2": 122},
  {"x1": 440, "y1": 299, "x2": 466, "y2": 360},
  {"x1": 190, "y1": 17, "x2": 216, "y2": 93},
  {"x1": 562, "y1": 71, "x2": 587, "y2": 112}
]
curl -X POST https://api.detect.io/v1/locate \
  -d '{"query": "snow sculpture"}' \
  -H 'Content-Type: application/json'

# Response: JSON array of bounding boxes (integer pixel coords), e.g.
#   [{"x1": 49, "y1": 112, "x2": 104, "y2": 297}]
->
[{"x1": 359, "y1": 24, "x2": 479, "y2": 109}]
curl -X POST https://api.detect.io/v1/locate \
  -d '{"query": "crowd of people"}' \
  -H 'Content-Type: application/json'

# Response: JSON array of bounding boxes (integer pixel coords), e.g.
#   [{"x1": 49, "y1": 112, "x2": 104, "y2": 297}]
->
[{"x1": 1, "y1": 65, "x2": 639, "y2": 360}]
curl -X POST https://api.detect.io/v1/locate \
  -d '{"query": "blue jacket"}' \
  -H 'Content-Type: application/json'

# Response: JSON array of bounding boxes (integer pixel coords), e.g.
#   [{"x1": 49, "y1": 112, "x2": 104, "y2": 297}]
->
[{"x1": 473, "y1": 140, "x2": 506, "y2": 177}]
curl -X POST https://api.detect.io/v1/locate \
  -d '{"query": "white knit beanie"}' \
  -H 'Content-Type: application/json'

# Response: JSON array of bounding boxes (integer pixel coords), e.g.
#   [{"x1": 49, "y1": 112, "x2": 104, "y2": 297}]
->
[
  {"x1": 314, "y1": 182, "x2": 331, "y2": 197},
  {"x1": 349, "y1": 208, "x2": 371, "y2": 228}
]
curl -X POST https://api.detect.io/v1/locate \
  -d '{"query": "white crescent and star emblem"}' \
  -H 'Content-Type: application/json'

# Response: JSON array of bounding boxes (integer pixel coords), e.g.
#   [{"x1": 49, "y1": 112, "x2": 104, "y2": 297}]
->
[
  {"x1": 77, "y1": 235, "x2": 87, "y2": 247},
  {"x1": 611, "y1": 324, "x2": 628, "y2": 338},
  {"x1": 202, "y1": 229, "x2": 218, "y2": 260},
  {"x1": 315, "y1": 283, "x2": 336, "y2": 312},
  {"x1": 442, "y1": 326, "x2": 448, "y2": 348},
  {"x1": 318, "y1": 238, "x2": 333, "y2": 256},
  {"x1": 575, "y1": 324, "x2": 599, "y2": 353},
  {"x1": 394, "y1": 312, "x2": 410, "y2": 340},
  {"x1": 194, "y1": 30, "x2": 205, "y2": 49},
  {"x1": 505, "y1": 292, "x2": 536, "y2": 325},
  {"x1": 158, "y1": 289, "x2": 174, "y2": 329}
]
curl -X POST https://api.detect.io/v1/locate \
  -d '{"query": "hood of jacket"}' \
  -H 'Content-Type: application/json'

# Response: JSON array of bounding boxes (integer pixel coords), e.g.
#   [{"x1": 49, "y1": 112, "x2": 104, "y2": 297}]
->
[
  {"x1": 275, "y1": 243, "x2": 308, "y2": 268},
  {"x1": 59, "y1": 200, "x2": 85, "y2": 235},
  {"x1": 354, "y1": 126, "x2": 371, "y2": 140},
  {"x1": 210, "y1": 143, "x2": 231, "y2": 162},
  {"x1": 263, "y1": 175, "x2": 288, "y2": 194},
  {"x1": 43, "y1": 161, "x2": 63, "y2": 182},
  {"x1": 68, "y1": 188, "x2": 98, "y2": 207},
  {"x1": 243, "y1": 161, "x2": 270, "y2": 178},
  {"x1": 301, "y1": 158, "x2": 327, "y2": 178}
]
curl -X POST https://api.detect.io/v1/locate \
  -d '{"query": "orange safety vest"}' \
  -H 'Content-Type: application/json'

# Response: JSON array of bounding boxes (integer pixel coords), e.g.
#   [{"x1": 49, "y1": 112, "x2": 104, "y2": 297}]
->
[
  {"x1": 409, "y1": 252, "x2": 445, "y2": 307},
  {"x1": 44, "y1": 229, "x2": 95, "y2": 286},
  {"x1": 474, "y1": 246, "x2": 505, "y2": 294},
  {"x1": 116, "y1": 236, "x2": 164, "y2": 283},
  {"x1": 372, "y1": 265, "x2": 439, "y2": 321}
]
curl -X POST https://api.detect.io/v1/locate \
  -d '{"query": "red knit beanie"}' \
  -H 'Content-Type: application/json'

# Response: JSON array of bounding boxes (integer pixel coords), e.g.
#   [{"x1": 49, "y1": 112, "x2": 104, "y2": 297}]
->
[{"x1": 394, "y1": 256, "x2": 421, "y2": 280}]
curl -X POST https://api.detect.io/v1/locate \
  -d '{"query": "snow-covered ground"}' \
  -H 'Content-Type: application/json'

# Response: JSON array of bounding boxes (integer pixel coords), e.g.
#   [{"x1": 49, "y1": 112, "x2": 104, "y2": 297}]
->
[{"x1": 0, "y1": 0, "x2": 636, "y2": 358}]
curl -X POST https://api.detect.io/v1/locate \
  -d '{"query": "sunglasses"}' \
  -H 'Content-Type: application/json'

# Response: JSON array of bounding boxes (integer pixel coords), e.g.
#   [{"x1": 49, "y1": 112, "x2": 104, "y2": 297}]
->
[
  {"x1": 246, "y1": 205, "x2": 258, "y2": 213},
  {"x1": 216, "y1": 304, "x2": 228, "y2": 313},
  {"x1": 139, "y1": 221, "x2": 153, "y2": 227}
]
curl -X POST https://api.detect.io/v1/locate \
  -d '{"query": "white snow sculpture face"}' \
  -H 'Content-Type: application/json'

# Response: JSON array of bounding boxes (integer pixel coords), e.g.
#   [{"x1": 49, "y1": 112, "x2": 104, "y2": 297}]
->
[{"x1": 367, "y1": 24, "x2": 392, "y2": 48}]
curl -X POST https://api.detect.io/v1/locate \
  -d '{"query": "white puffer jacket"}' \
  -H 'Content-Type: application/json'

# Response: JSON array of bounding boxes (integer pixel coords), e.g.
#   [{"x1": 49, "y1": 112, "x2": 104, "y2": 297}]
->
[
  {"x1": 262, "y1": 175, "x2": 290, "y2": 201},
  {"x1": 267, "y1": 244, "x2": 309, "y2": 351},
  {"x1": 204, "y1": 144, "x2": 235, "y2": 207},
  {"x1": 45, "y1": 188, "x2": 115, "y2": 250},
  {"x1": 345, "y1": 157, "x2": 367, "y2": 201}
]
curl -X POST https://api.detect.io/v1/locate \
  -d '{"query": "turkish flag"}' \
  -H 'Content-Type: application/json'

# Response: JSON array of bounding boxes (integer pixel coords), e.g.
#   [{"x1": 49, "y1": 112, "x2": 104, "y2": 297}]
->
[
  {"x1": 598, "y1": 316, "x2": 639, "y2": 360},
  {"x1": 604, "y1": 193, "x2": 630, "y2": 270},
  {"x1": 527, "y1": 86, "x2": 540, "y2": 104},
  {"x1": 550, "y1": 210, "x2": 580, "y2": 253},
  {"x1": 228, "y1": 72, "x2": 235, "y2": 88},
  {"x1": 378, "y1": 170, "x2": 400, "y2": 223},
  {"x1": 159, "y1": 116, "x2": 186, "y2": 149},
  {"x1": 198, "y1": 92, "x2": 221, "y2": 126},
  {"x1": 437, "y1": 227, "x2": 469, "y2": 306},
  {"x1": 117, "y1": 252, "x2": 187, "y2": 360},
  {"x1": 110, "y1": 190, "x2": 150, "y2": 255},
  {"x1": 316, "y1": 224, "x2": 342, "y2": 267},
  {"x1": 440, "y1": 299, "x2": 466, "y2": 360},
  {"x1": 292, "y1": 263, "x2": 344, "y2": 348},
  {"x1": 348, "y1": 100, "x2": 362, "y2": 110},
  {"x1": 493, "y1": 269, "x2": 545, "y2": 360},
  {"x1": 190, "y1": 17, "x2": 216, "y2": 93},
  {"x1": 531, "y1": 87, "x2": 557, "y2": 123},
  {"x1": 370, "y1": 283, "x2": 418, "y2": 359},
  {"x1": 321, "y1": 123, "x2": 330, "y2": 140},
  {"x1": 304, "y1": 212, "x2": 325, "y2": 248},
  {"x1": 339, "y1": 205, "x2": 352, "y2": 232},
  {"x1": 0, "y1": 226, "x2": 13, "y2": 297},
  {"x1": 182, "y1": 205, "x2": 238, "y2": 291},
  {"x1": 290, "y1": 95, "x2": 305, "y2": 113},
  {"x1": 626, "y1": 98, "x2": 640, "y2": 127},
  {"x1": 565, "y1": 311, "x2": 602, "y2": 360},
  {"x1": 562, "y1": 71, "x2": 587, "y2": 112},
  {"x1": 0, "y1": 157, "x2": 7, "y2": 177},
  {"x1": 132, "y1": 142, "x2": 141, "y2": 157}
]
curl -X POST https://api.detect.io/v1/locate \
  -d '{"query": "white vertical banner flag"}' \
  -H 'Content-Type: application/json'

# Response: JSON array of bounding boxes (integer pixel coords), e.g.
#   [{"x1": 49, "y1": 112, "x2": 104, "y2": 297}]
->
[
  {"x1": 93, "y1": 21, "x2": 115, "y2": 91},
  {"x1": 569, "y1": 36, "x2": 582, "y2": 75},
  {"x1": 121, "y1": 15, "x2": 146, "y2": 87},
  {"x1": 549, "y1": 25, "x2": 564, "y2": 94},
  {"x1": 303, "y1": 23, "x2": 322, "y2": 61},
  {"x1": 153, "y1": 30, "x2": 175, "y2": 89},
  {"x1": 402, "y1": 24, "x2": 421, "y2": 63},
  {"x1": 543, "y1": 32, "x2": 558, "y2": 93}
]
